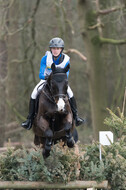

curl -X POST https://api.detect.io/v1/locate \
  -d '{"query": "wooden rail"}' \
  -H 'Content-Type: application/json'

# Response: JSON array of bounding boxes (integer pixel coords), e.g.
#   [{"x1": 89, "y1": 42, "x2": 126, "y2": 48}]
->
[
  {"x1": 0, "y1": 147, "x2": 15, "y2": 153},
  {"x1": 0, "y1": 180, "x2": 109, "y2": 189}
]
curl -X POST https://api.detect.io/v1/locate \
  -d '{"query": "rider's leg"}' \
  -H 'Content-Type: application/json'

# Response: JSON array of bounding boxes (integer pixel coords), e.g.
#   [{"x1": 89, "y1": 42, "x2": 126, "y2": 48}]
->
[
  {"x1": 21, "y1": 80, "x2": 45, "y2": 130},
  {"x1": 21, "y1": 98, "x2": 35, "y2": 130},
  {"x1": 67, "y1": 86, "x2": 85, "y2": 126}
]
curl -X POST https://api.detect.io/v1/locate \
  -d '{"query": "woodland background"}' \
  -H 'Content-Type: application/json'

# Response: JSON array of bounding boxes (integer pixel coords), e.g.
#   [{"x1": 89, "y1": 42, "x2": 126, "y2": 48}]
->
[{"x1": 0, "y1": 0, "x2": 126, "y2": 147}]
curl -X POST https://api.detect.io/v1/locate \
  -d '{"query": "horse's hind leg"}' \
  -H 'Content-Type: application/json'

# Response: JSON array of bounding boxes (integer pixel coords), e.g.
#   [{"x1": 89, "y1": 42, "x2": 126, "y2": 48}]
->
[
  {"x1": 34, "y1": 135, "x2": 40, "y2": 146},
  {"x1": 72, "y1": 128, "x2": 78, "y2": 143},
  {"x1": 43, "y1": 129, "x2": 53, "y2": 158},
  {"x1": 65, "y1": 123, "x2": 75, "y2": 148}
]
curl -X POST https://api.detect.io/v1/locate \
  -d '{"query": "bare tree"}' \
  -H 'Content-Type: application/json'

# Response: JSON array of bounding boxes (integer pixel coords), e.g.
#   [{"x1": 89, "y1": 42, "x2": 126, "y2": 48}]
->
[
  {"x1": 0, "y1": 0, "x2": 9, "y2": 146},
  {"x1": 78, "y1": 0, "x2": 126, "y2": 139}
]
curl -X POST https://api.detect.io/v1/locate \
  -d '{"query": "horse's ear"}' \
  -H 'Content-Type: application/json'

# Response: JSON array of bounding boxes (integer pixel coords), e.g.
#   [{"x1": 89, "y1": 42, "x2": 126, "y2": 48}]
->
[
  {"x1": 51, "y1": 63, "x2": 56, "y2": 73},
  {"x1": 64, "y1": 64, "x2": 70, "y2": 73}
]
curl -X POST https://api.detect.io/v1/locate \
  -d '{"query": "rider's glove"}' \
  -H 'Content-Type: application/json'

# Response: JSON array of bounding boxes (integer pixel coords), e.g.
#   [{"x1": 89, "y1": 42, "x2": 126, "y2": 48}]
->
[{"x1": 45, "y1": 75, "x2": 49, "y2": 80}]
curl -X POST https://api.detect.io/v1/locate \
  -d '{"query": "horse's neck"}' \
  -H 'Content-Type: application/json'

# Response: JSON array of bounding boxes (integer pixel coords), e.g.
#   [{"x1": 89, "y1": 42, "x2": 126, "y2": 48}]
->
[
  {"x1": 45, "y1": 83, "x2": 51, "y2": 95},
  {"x1": 42, "y1": 82, "x2": 55, "y2": 103},
  {"x1": 42, "y1": 82, "x2": 50, "y2": 93}
]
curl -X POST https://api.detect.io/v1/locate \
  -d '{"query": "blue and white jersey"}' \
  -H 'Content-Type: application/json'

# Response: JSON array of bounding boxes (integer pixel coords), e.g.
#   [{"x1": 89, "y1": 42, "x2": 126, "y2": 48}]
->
[{"x1": 39, "y1": 51, "x2": 70, "y2": 80}]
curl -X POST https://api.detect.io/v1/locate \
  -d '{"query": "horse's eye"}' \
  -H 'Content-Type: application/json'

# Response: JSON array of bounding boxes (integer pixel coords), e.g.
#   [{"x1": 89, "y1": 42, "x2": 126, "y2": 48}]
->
[
  {"x1": 51, "y1": 80, "x2": 55, "y2": 88},
  {"x1": 63, "y1": 81, "x2": 68, "y2": 92}
]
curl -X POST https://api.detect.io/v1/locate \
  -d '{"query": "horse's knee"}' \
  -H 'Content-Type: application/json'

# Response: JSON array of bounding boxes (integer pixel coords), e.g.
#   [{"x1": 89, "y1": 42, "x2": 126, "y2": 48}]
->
[
  {"x1": 45, "y1": 129, "x2": 53, "y2": 138},
  {"x1": 64, "y1": 122, "x2": 72, "y2": 133},
  {"x1": 44, "y1": 129, "x2": 53, "y2": 155},
  {"x1": 64, "y1": 123, "x2": 72, "y2": 138}
]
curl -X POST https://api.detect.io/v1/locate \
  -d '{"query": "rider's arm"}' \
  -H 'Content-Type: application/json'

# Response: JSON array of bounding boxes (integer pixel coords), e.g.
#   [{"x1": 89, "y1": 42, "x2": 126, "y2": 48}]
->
[
  {"x1": 65, "y1": 60, "x2": 70, "y2": 78},
  {"x1": 39, "y1": 55, "x2": 47, "y2": 80}
]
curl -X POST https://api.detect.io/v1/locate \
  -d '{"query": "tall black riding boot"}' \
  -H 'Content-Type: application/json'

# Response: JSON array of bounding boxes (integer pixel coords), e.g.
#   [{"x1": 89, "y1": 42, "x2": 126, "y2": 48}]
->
[
  {"x1": 69, "y1": 97, "x2": 85, "y2": 126},
  {"x1": 21, "y1": 98, "x2": 36, "y2": 130}
]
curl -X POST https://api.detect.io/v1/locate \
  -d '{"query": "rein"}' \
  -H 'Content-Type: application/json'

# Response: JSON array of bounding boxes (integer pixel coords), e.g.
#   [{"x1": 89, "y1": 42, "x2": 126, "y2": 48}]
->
[
  {"x1": 42, "y1": 84, "x2": 56, "y2": 104},
  {"x1": 42, "y1": 82, "x2": 67, "y2": 104},
  {"x1": 42, "y1": 70, "x2": 68, "y2": 104}
]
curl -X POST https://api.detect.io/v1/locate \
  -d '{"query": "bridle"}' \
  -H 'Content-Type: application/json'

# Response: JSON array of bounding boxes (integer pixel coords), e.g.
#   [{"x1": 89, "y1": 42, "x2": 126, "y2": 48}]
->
[
  {"x1": 43, "y1": 73, "x2": 68, "y2": 104},
  {"x1": 53, "y1": 94, "x2": 67, "y2": 99}
]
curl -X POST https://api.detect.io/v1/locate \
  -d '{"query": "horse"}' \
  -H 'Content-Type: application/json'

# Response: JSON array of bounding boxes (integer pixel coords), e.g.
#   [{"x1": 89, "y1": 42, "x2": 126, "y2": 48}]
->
[{"x1": 33, "y1": 63, "x2": 77, "y2": 158}]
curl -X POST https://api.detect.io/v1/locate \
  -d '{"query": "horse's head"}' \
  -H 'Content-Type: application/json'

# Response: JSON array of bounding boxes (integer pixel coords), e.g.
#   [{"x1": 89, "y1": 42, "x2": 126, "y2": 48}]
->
[{"x1": 48, "y1": 63, "x2": 70, "y2": 112}]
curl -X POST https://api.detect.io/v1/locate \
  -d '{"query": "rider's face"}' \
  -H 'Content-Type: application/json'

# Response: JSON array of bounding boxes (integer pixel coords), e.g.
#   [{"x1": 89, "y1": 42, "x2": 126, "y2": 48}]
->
[{"x1": 51, "y1": 47, "x2": 62, "y2": 57}]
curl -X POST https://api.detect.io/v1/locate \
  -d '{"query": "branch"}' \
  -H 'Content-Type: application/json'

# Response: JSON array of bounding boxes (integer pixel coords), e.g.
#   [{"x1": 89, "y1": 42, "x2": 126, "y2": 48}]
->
[
  {"x1": 4, "y1": 0, "x2": 40, "y2": 37},
  {"x1": 95, "y1": 0, "x2": 103, "y2": 37},
  {"x1": 5, "y1": 20, "x2": 31, "y2": 36},
  {"x1": 28, "y1": 0, "x2": 41, "y2": 85},
  {"x1": 10, "y1": 59, "x2": 28, "y2": 63},
  {"x1": 122, "y1": 87, "x2": 126, "y2": 115},
  {"x1": 100, "y1": 37, "x2": 126, "y2": 45},
  {"x1": 88, "y1": 23, "x2": 104, "y2": 30},
  {"x1": 64, "y1": 49, "x2": 87, "y2": 61},
  {"x1": 98, "y1": 5, "x2": 125, "y2": 15},
  {"x1": 6, "y1": 100, "x2": 26, "y2": 121},
  {"x1": 89, "y1": 3, "x2": 125, "y2": 31}
]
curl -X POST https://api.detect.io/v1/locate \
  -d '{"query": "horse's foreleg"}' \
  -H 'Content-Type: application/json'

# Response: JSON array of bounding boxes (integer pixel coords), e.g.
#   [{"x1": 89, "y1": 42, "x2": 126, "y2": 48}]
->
[
  {"x1": 64, "y1": 122, "x2": 75, "y2": 148},
  {"x1": 42, "y1": 129, "x2": 53, "y2": 158},
  {"x1": 64, "y1": 112, "x2": 75, "y2": 148},
  {"x1": 38, "y1": 117, "x2": 53, "y2": 158},
  {"x1": 44, "y1": 129, "x2": 53, "y2": 151}
]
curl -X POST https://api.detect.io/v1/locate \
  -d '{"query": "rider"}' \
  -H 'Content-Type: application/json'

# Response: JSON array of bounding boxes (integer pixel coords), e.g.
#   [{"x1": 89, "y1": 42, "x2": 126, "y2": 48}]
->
[{"x1": 21, "y1": 37, "x2": 85, "y2": 130}]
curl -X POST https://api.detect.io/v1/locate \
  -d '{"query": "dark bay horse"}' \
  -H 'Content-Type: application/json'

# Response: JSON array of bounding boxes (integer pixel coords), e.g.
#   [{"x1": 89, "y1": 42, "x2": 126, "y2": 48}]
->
[{"x1": 33, "y1": 63, "x2": 76, "y2": 158}]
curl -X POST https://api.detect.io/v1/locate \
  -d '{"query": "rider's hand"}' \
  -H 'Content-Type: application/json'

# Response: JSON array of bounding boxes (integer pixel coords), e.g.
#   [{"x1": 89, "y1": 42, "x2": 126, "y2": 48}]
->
[{"x1": 45, "y1": 75, "x2": 49, "y2": 80}]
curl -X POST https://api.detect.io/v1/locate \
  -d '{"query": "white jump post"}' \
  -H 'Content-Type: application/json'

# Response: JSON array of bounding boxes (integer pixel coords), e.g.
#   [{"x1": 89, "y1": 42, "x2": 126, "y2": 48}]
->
[
  {"x1": 98, "y1": 131, "x2": 113, "y2": 190},
  {"x1": 87, "y1": 132, "x2": 113, "y2": 190},
  {"x1": 99, "y1": 131, "x2": 114, "y2": 160}
]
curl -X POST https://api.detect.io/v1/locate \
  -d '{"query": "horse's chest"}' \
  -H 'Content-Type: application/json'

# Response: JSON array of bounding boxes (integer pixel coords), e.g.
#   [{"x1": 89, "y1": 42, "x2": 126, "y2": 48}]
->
[
  {"x1": 45, "y1": 109, "x2": 65, "y2": 120},
  {"x1": 44, "y1": 103, "x2": 57, "y2": 116},
  {"x1": 51, "y1": 114, "x2": 65, "y2": 132},
  {"x1": 44, "y1": 108, "x2": 66, "y2": 127}
]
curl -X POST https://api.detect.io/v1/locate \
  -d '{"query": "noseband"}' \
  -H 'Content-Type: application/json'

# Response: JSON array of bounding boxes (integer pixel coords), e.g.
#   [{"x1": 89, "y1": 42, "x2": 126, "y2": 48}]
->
[{"x1": 53, "y1": 94, "x2": 67, "y2": 99}]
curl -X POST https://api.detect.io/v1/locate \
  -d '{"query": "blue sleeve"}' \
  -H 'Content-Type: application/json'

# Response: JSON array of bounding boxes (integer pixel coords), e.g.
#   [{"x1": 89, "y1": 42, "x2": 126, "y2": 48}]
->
[
  {"x1": 65, "y1": 60, "x2": 70, "y2": 78},
  {"x1": 39, "y1": 55, "x2": 47, "y2": 80}
]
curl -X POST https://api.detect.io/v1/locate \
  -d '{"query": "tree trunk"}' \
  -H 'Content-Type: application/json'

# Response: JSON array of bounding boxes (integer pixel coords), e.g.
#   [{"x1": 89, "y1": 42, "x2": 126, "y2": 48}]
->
[
  {"x1": 6, "y1": 0, "x2": 20, "y2": 122},
  {"x1": 0, "y1": 39, "x2": 7, "y2": 146},
  {"x1": 0, "y1": 1, "x2": 8, "y2": 146},
  {"x1": 78, "y1": 0, "x2": 108, "y2": 140}
]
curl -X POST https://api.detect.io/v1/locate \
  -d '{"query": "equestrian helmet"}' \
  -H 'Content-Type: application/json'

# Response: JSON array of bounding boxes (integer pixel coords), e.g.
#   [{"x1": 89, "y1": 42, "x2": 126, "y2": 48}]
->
[{"x1": 49, "y1": 37, "x2": 64, "y2": 48}]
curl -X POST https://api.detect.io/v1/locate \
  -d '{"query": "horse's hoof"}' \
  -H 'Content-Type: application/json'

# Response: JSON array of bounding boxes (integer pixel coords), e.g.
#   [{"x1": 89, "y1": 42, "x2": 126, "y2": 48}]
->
[
  {"x1": 45, "y1": 144, "x2": 52, "y2": 151},
  {"x1": 67, "y1": 138, "x2": 75, "y2": 148},
  {"x1": 42, "y1": 149, "x2": 50, "y2": 158}
]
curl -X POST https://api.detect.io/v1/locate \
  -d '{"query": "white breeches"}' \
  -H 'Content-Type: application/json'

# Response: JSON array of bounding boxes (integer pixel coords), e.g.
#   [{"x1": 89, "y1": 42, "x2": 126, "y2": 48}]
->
[
  {"x1": 31, "y1": 80, "x2": 73, "y2": 99},
  {"x1": 67, "y1": 86, "x2": 74, "y2": 98},
  {"x1": 31, "y1": 80, "x2": 45, "y2": 99}
]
